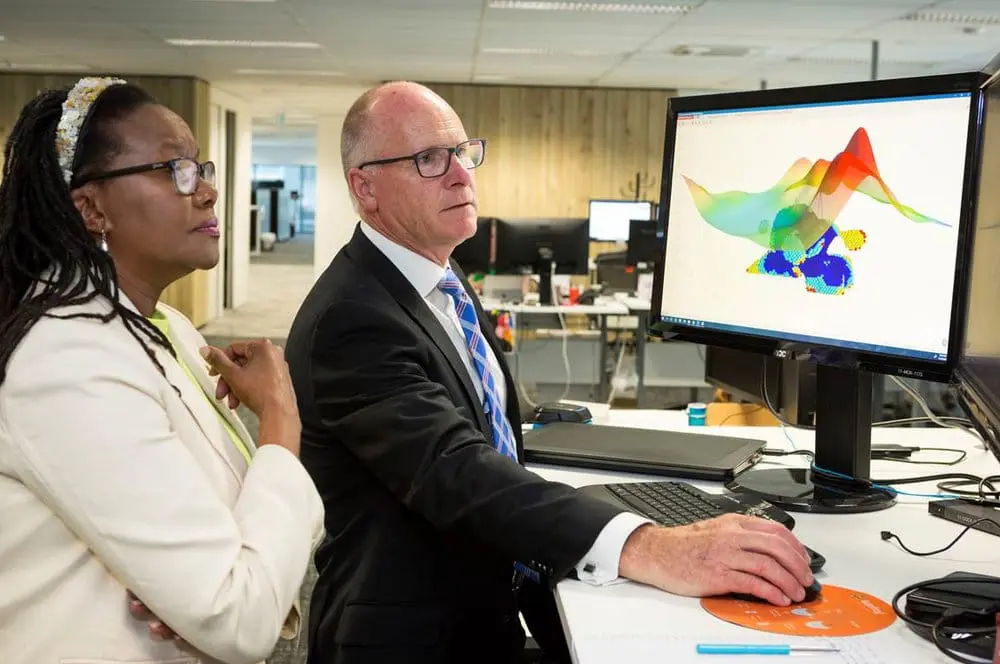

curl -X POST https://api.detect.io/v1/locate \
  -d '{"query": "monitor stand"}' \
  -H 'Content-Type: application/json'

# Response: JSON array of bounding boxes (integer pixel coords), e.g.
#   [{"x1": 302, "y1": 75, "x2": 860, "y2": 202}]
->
[{"x1": 725, "y1": 363, "x2": 896, "y2": 514}]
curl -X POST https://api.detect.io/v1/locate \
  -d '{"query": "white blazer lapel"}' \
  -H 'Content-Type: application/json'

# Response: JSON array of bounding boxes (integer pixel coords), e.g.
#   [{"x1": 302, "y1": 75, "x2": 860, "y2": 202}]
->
[
  {"x1": 152, "y1": 342, "x2": 248, "y2": 482},
  {"x1": 172, "y1": 338, "x2": 257, "y2": 456}
]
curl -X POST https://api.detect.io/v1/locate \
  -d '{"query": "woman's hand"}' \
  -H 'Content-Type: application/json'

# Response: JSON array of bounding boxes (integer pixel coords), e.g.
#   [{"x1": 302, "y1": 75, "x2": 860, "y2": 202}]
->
[
  {"x1": 200, "y1": 339, "x2": 301, "y2": 456},
  {"x1": 128, "y1": 591, "x2": 183, "y2": 643}
]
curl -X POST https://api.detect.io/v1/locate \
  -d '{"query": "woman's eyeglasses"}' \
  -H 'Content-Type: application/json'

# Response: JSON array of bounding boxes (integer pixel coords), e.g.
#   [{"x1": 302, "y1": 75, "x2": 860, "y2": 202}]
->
[
  {"x1": 358, "y1": 138, "x2": 487, "y2": 178},
  {"x1": 72, "y1": 157, "x2": 216, "y2": 196}
]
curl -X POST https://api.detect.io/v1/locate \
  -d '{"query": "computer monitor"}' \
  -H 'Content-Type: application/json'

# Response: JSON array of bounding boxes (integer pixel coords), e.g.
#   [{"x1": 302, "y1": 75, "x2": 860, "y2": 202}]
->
[
  {"x1": 452, "y1": 217, "x2": 494, "y2": 274},
  {"x1": 954, "y1": 69, "x2": 1000, "y2": 466},
  {"x1": 589, "y1": 199, "x2": 654, "y2": 242},
  {"x1": 650, "y1": 72, "x2": 987, "y2": 513},
  {"x1": 493, "y1": 217, "x2": 590, "y2": 305},
  {"x1": 704, "y1": 346, "x2": 888, "y2": 429},
  {"x1": 626, "y1": 218, "x2": 661, "y2": 268}
]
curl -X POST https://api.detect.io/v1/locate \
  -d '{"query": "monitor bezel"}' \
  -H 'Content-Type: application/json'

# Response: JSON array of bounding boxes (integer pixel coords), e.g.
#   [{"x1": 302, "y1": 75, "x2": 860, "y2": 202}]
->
[
  {"x1": 650, "y1": 72, "x2": 988, "y2": 384},
  {"x1": 952, "y1": 67, "x2": 1000, "y2": 466}
]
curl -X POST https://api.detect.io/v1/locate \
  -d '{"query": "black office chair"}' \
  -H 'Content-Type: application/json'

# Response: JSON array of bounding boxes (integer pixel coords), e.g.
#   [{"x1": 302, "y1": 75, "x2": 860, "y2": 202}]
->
[{"x1": 594, "y1": 251, "x2": 637, "y2": 293}]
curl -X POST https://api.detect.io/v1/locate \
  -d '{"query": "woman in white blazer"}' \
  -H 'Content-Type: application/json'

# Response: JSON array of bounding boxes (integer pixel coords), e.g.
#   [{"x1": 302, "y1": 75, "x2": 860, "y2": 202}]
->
[{"x1": 0, "y1": 77, "x2": 324, "y2": 664}]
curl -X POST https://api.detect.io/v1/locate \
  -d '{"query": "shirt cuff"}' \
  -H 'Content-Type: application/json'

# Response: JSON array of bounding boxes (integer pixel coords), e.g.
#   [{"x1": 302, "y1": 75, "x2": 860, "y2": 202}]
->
[{"x1": 573, "y1": 512, "x2": 653, "y2": 586}]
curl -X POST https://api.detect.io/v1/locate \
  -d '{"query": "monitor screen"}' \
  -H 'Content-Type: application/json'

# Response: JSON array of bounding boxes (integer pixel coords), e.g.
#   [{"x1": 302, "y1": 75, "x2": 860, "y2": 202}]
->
[
  {"x1": 958, "y1": 71, "x2": 1000, "y2": 446},
  {"x1": 589, "y1": 200, "x2": 653, "y2": 242},
  {"x1": 657, "y1": 90, "x2": 974, "y2": 366}
]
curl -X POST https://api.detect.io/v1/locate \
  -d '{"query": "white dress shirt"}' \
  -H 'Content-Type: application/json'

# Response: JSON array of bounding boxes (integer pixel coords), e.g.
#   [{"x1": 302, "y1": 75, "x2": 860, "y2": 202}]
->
[{"x1": 361, "y1": 222, "x2": 650, "y2": 585}]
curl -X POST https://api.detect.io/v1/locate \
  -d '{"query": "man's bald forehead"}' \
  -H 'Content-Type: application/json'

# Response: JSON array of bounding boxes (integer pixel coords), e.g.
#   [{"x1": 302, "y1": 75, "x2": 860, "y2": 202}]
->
[
  {"x1": 340, "y1": 81, "x2": 456, "y2": 175},
  {"x1": 367, "y1": 82, "x2": 450, "y2": 119}
]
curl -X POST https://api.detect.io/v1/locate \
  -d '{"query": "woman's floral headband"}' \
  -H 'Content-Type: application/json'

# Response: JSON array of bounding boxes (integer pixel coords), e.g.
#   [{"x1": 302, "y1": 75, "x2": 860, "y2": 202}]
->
[{"x1": 55, "y1": 76, "x2": 127, "y2": 186}]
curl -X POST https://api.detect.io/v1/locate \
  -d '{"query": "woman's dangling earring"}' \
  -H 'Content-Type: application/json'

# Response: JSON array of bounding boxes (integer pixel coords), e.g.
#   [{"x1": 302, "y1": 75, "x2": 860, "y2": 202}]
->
[{"x1": 99, "y1": 229, "x2": 108, "y2": 252}]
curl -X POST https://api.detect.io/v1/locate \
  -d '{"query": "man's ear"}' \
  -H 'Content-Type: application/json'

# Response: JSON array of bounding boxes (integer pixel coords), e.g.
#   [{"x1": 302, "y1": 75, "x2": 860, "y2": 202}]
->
[
  {"x1": 347, "y1": 168, "x2": 379, "y2": 215},
  {"x1": 70, "y1": 186, "x2": 111, "y2": 237}
]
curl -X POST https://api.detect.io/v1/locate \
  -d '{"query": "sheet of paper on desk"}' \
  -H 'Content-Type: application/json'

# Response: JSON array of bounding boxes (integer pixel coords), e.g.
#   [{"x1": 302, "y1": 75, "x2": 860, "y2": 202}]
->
[{"x1": 571, "y1": 633, "x2": 929, "y2": 663}]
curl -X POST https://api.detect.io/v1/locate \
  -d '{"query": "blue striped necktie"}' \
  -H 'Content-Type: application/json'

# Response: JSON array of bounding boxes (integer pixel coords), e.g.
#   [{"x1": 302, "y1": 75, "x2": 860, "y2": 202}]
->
[{"x1": 437, "y1": 267, "x2": 518, "y2": 461}]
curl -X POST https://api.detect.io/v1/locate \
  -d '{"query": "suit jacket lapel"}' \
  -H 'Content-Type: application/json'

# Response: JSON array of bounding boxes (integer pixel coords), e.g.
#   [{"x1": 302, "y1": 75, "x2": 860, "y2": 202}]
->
[{"x1": 346, "y1": 226, "x2": 491, "y2": 436}]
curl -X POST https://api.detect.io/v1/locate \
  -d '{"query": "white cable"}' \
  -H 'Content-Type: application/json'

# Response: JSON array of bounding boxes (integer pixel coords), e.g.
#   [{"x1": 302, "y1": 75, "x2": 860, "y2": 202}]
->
[
  {"x1": 606, "y1": 340, "x2": 627, "y2": 406},
  {"x1": 551, "y1": 265, "x2": 572, "y2": 402},
  {"x1": 889, "y1": 375, "x2": 983, "y2": 446}
]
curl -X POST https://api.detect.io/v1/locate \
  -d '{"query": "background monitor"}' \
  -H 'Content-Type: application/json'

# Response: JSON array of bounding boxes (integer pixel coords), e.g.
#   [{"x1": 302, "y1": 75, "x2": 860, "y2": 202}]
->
[
  {"x1": 955, "y1": 69, "x2": 1000, "y2": 466},
  {"x1": 493, "y1": 217, "x2": 590, "y2": 305},
  {"x1": 625, "y1": 218, "x2": 661, "y2": 268},
  {"x1": 588, "y1": 199, "x2": 654, "y2": 242},
  {"x1": 452, "y1": 217, "x2": 494, "y2": 274},
  {"x1": 651, "y1": 72, "x2": 986, "y2": 513}
]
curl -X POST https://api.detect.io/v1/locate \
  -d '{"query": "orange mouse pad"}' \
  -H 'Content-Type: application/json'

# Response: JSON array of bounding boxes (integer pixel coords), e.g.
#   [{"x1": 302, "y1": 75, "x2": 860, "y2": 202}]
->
[{"x1": 700, "y1": 585, "x2": 896, "y2": 637}]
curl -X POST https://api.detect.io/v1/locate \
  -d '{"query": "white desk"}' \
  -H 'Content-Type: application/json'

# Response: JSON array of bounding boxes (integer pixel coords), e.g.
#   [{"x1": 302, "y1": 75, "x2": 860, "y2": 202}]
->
[{"x1": 527, "y1": 407, "x2": 999, "y2": 663}]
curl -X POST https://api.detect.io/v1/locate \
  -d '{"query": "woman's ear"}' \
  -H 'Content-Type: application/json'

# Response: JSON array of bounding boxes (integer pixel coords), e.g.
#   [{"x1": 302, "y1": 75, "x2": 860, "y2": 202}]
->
[{"x1": 70, "y1": 186, "x2": 111, "y2": 237}]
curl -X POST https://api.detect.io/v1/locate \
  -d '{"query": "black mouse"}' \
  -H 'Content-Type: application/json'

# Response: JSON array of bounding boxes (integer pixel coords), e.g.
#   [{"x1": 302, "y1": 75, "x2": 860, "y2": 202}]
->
[
  {"x1": 729, "y1": 579, "x2": 822, "y2": 604},
  {"x1": 802, "y1": 579, "x2": 822, "y2": 603}
]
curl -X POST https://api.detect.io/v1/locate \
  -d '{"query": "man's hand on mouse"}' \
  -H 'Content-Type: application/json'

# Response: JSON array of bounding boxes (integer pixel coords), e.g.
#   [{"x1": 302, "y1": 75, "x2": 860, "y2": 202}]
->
[{"x1": 618, "y1": 513, "x2": 814, "y2": 606}]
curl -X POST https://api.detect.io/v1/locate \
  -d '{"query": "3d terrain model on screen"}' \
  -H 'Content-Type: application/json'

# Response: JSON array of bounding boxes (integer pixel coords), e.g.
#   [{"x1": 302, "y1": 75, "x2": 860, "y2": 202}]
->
[{"x1": 682, "y1": 127, "x2": 949, "y2": 295}]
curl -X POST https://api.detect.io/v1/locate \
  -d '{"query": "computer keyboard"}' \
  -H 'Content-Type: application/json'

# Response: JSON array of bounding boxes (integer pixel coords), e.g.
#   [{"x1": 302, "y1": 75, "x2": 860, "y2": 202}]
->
[{"x1": 603, "y1": 481, "x2": 825, "y2": 571}]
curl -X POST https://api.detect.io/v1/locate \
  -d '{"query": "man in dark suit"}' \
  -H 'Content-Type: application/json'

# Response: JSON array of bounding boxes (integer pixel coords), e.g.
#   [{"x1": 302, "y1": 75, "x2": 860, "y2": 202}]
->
[{"x1": 285, "y1": 81, "x2": 814, "y2": 664}]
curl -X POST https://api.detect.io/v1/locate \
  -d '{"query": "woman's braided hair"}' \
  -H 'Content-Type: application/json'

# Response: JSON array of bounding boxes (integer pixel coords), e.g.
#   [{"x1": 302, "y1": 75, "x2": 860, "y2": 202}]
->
[{"x1": 0, "y1": 81, "x2": 176, "y2": 384}]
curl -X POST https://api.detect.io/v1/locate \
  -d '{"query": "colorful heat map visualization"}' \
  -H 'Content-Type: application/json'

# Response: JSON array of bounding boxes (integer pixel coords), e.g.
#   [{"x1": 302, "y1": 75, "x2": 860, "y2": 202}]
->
[{"x1": 682, "y1": 127, "x2": 948, "y2": 295}]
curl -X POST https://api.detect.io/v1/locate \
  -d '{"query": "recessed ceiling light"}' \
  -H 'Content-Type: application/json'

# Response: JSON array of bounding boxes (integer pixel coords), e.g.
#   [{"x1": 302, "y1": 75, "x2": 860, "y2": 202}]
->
[
  {"x1": 482, "y1": 46, "x2": 618, "y2": 56},
  {"x1": 3, "y1": 62, "x2": 91, "y2": 71},
  {"x1": 482, "y1": 47, "x2": 551, "y2": 55},
  {"x1": 165, "y1": 38, "x2": 320, "y2": 48},
  {"x1": 488, "y1": 1, "x2": 692, "y2": 13},
  {"x1": 788, "y1": 54, "x2": 929, "y2": 66},
  {"x1": 235, "y1": 68, "x2": 343, "y2": 76},
  {"x1": 901, "y1": 11, "x2": 1000, "y2": 26}
]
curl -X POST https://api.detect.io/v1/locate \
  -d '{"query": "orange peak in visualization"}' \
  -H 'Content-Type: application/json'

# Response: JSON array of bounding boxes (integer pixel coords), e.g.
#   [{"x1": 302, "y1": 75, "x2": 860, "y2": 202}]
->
[{"x1": 682, "y1": 127, "x2": 948, "y2": 295}]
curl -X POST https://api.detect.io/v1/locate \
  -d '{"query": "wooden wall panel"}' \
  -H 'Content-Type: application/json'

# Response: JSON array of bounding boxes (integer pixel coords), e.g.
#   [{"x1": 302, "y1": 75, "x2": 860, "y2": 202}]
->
[
  {"x1": 0, "y1": 73, "x2": 212, "y2": 326},
  {"x1": 425, "y1": 83, "x2": 676, "y2": 220}
]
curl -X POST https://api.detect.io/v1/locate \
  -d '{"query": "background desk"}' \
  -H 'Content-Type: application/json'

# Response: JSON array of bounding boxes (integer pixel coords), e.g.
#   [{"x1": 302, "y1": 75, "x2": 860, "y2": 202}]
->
[
  {"x1": 481, "y1": 300, "x2": 630, "y2": 401},
  {"x1": 481, "y1": 299, "x2": 710, "y2": 405},
  {"x1": 527, "y1": 407, "x2": 999, "y2": 663}
]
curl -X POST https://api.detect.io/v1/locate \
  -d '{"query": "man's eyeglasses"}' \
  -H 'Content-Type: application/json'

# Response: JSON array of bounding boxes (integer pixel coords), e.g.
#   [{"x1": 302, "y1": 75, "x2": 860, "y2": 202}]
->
[
  {"x1": 72, "y1": 157, "x2": 216, "y2": 196},
  {"x1": 358, "y1": 138, "x2": 487, "y2": 178}
]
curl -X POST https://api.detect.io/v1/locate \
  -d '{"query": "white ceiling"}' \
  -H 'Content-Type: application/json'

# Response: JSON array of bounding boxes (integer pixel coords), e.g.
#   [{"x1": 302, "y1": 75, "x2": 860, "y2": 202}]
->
[{"x1": 2, "y1": 0, "x2": 999, "y2": 139}]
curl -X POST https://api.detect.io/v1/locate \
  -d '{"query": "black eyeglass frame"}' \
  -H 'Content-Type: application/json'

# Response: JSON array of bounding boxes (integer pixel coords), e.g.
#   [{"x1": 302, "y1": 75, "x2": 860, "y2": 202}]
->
[
  {"x1": 71, "y1": 157, "x2": 216, "y2": 195},
  {"x1": 357, "y1": 138, "x2": 487, "y2": 178}
]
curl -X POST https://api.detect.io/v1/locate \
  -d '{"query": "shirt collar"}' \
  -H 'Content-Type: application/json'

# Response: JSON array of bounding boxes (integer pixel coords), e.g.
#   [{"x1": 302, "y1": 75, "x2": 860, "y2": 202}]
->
[{"x1": 360, "y1": 222, "x2": 447, "y2": 298}]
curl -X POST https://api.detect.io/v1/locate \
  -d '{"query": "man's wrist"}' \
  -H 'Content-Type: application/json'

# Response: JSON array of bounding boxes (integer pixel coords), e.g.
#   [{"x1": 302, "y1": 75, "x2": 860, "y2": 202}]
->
[{"x1": 618, "y1": 523, "x2": 659, "y2": 580}]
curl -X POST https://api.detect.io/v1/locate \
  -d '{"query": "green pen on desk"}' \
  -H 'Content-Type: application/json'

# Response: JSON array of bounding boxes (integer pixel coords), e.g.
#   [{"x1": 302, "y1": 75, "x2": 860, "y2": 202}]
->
[{"x1": 696, "y1": 644, "x2": 840, "y2": 655}]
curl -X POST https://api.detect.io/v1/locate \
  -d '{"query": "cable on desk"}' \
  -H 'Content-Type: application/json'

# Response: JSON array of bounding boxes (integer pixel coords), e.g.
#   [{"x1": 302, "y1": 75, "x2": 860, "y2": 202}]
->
[
  {"x1": 762, "y1": 448, "x2": 814, "y2": 459},
  {"x1": 756, "y1": 365, "x2": 980, "y2": 437},
  {"x1": 937, "y1": 474, "x2": 1000, "y2": 502},
  {"x1": 811, "y1": 464, "x2": 963, "y2": 500},
  {"x1": 875, "y1": 447, "x2": 968, "y2": 466},
  {"x1": 868, "y1": 471, "x2": 1000, "y2": 503},
  {"x1": 881, "y1": 517, "x2": 1000, "y2": 557},
  {"x1": 715, "y1": 405, "x2": 764, "y2": 427},
  {"x1": 891, "y1": 576, "x2": 1000, "y2": 664}
]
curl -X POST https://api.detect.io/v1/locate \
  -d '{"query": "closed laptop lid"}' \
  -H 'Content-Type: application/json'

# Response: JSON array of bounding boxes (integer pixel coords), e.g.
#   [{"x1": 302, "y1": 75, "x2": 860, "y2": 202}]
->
[{"x1": 523, "y1": 422, "x2": 766, "y2": 480}]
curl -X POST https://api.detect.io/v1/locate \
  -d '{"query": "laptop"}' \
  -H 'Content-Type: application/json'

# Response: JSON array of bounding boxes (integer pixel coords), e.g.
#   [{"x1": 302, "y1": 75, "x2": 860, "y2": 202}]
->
[{"x1": 522, "y1": 421, "x2": 765, "y2": 482}]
